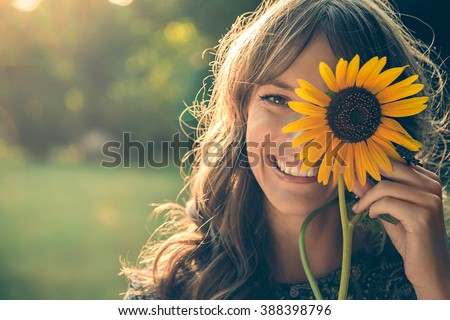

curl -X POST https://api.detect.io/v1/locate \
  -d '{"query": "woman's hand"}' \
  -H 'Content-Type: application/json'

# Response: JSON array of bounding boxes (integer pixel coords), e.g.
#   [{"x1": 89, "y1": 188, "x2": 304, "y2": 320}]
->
[{"x1": 352, "y1": 159, "x2": 450, "y2": 299}]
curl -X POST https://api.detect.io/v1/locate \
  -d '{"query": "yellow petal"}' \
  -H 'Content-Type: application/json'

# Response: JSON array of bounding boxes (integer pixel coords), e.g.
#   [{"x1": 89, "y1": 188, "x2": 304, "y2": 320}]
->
[
  {"x1": 367, "y1": 155, "x2": 382, "y2": 181},
  {"x1": 380, "y1": 117, "x2": 414, "y2": 139},
  {"x1": 319, "y1": 62, "x2": 339, "y2": 92},
  {"x1": 295, "y1": 79, "x2": 331, "y2": 106},
  {"x1": 362, "y1": 57, "x2": 387, "y2": 88},
  {"x1": 318, "y1": 157, "x2": 332, "y2": 185},
  {"x1": 288, "y1": 101, "x2": 327, "y2": 116},
  {"x1": 354, "y1": 142, "x2": 367, "y2": 185},
  {"x1": 328, "y1": 136, "x2": 345, "y2": 184},
  {"x1": 334, "y1": 140, "x2": 347, "y2": 168},
  {"x1": 376, "y1": 75, "x2": 423, "y2": 104},
  {"x1": 367, "y1": 137, "x2": 393, "y2": 173},
  {"x1": 360, "y1": 141, "x2": 381, "y2": 181},
  {"x1": 323, "y1": 136, "x2": 340, "y2": 168},
  {"x1": 378, "y1": 84, "x2": 424, "y2": 104},
  {"x1": 303, "y1": 131, "x2": 328, "y2": 153},
  {"x1": 291, "y1": 128, "x2": 326, "y2": 147},
  {"x1": 343, "y1": 144, "x2": 355, "y2": 191},
  {"x1": 346, "y1": 55, "x2": 360, "y2": 87},
  {"x1": 381, "y1": 96, "x2": 428, "y2": 117},
  {"x1": 377, "y1": 124, "x2": 422, "y2": 151},
  {"x1": 364, "y1": 66, "x2": 407, "y2": 94},
  {"x1": 335, "y1": 58, "x2": 348, "y2": 90},
  {"x1": 355, "y1": 56, "x2": 379, "y2": 87},
  {"x1": 332, "y1": 157, "x2": 340, "y2": 187},
  {"x1": 297, "y1": 146, "x2": 309, "y2": 161},
  {"x1": 301, "y1": 132, "x2": 327, "y2": 169},
  {"x1": 300, "y1": 162, "x2": 309, "y2": 172},
  {"x1": 282, "y1": 117, "x2": 327, "y2": 132},
  {"x1": 371, "y1": 134, "x2": 405, "y2": 162}
]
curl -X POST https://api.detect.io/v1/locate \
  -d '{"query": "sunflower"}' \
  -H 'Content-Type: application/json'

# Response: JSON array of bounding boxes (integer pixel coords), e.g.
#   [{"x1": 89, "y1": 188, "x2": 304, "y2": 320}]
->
[{"x1": 282, "y1": 55, "x2": 427, "y2": 191}]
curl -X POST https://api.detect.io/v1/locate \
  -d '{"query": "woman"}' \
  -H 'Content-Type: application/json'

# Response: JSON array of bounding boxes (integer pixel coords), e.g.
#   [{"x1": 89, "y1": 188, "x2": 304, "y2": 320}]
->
[{"x1": 122, "y1": 0, "x2": 450, "y2": 299}]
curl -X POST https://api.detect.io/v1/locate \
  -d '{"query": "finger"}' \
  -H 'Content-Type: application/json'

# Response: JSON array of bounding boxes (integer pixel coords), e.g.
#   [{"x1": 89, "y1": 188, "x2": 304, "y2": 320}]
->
[
  {"x1": 379, "y1": 159, "x2": 442, "y2": 196},
  {"x1": 378, "y1": 158, "x2": 425, "y2": 185},
  {"x1": 369, "y1": 196, "x2": 448, "y2": 242},
  {"x1": 368, "y1": 196, "x2": 414, "y2": 221},
  {"x1": 410, "y1": 166, "x2": 443, "y2": 199},
  {"x1": 351, "y1": 177, "x2": 375, "y2": 199},
  {"x1": 411, "y1": 165, "x2": 442, "y2": 184},
  {"x1": 352, "y1": 180, "x2": 438, "y2": 213}
]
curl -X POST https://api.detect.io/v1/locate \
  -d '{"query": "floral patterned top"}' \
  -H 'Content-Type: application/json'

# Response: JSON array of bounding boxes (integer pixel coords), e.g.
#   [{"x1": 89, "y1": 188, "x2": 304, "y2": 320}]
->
[
  {"x1": 124, "y1": 238, "x2": 450, "y2": 300},
  {"x1": 274, "y1": 240, "x2": 415, "y2": 300}
]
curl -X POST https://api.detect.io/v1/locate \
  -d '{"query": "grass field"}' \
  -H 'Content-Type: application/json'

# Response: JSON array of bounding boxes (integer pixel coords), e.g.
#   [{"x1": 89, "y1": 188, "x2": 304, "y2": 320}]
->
[
  {"x1": 0, "y1": 159, "x2": 448, "y2": 300},
  {"x1": 0, "y1": 160, "x2": 184, "y2": 299}
]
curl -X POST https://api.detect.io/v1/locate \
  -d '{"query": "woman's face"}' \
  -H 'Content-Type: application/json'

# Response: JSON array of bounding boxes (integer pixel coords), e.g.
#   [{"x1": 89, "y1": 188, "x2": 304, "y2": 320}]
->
[{"x1": 246, "y1": 32, "x2": 339, "y2": 217}]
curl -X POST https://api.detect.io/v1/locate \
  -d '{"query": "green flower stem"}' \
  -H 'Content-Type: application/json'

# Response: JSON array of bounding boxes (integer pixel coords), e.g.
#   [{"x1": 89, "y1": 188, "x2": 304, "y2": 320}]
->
[
  {"x1": 338, "y1": 173, "x2": 354, "y2": 300},
  {"x1": 298, "y1": 196, "x2": 340, "y2": 300}
]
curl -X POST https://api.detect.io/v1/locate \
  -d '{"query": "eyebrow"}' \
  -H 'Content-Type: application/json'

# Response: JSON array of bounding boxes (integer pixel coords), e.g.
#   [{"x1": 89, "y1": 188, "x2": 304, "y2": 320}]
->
[{"x1": 263, "y1": 79, "x2": 296, "y2": 91}]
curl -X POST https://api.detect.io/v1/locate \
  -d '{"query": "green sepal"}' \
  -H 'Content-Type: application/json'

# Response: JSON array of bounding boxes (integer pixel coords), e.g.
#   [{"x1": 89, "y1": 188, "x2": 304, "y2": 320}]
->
[{"x1": 325, "y1": 89, "x2": 335, "y2": 98}]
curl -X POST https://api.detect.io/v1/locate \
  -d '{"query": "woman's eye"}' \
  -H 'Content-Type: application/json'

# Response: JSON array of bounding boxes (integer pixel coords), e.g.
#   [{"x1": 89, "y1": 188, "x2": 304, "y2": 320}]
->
[{"x1": 260, "y1": 94, "x2": 289, "y2": 106}]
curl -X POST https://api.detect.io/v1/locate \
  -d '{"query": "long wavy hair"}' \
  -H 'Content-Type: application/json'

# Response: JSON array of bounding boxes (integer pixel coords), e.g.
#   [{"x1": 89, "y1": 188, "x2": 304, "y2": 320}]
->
[{"x1": 122, "y1": 0, "x2": 448, "y2": 299}]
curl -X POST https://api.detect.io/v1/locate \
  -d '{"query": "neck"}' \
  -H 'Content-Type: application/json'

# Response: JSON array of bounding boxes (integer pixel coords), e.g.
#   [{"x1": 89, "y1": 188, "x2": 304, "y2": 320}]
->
[{"x1": 265, "y1": 198, "x2": 346, "y2": 284}]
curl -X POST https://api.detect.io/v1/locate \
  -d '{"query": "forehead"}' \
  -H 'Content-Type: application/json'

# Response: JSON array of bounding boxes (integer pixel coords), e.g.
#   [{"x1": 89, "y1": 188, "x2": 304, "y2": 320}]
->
[{"x1": 276, "y1": 32, "x2": 339, "y2": 91}]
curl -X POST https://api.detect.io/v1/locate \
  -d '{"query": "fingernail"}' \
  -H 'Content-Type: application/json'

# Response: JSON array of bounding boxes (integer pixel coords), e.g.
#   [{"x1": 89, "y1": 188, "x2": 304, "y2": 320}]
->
[{"x1": 352, "y1": 202, "x2": 359, "y2": 212}]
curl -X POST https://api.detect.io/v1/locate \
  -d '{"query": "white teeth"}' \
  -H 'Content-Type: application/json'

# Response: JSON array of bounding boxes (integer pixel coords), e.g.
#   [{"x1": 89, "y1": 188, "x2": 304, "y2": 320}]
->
[
  {"x1": 306, "y1": 168, "x2": 316, "y2": 177},
  {"x1": 290, "y1": 166, "x2": 300, "y2": 176},
  {"x1": 280, "y1": 160, "x2": 286, "y2": 172},
  {"x1": 284, "y1": 166, "x2": 293, "y2": 175},
  {"x1": 275, "y1": 157, "x2": 318, "y2": 177}
]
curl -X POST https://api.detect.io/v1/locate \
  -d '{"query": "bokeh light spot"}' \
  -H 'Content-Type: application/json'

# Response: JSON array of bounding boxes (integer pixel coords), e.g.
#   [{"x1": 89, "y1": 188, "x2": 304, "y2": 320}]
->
[
  {"x1": 64, "y1": 88, "x2": 85, "y2": 115},
  {"x1": 12, "y1": 0, "x2": 41, "y2": 12},
  {"x1": 164, "y1": 21, "x2": 197, "y2": 44},
  {"x1": 49, "y1": 144, "x2": 85, "y2": 164},
  {"x1": 96, "y1": 204, "x2": 121, "y2": 229},
  {"x1": 108, "y1": 0, "x2": 134, "y2": 7}
]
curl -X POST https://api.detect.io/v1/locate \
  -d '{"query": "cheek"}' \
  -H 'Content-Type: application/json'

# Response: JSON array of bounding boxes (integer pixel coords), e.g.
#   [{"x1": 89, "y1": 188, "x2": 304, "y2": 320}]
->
[
  {"x1": 246, "y1": 120, "x2": 264, "y2": 178},
  {"x1": 245, "y1": 108, "x2": 276, "y2": 170},
  {"x1": 246, "y1": 106, "x2": 284, "y2": 146},
  {"x1": 245, "y1": 111, "x2": 265, "y2": 184},
  {"x1": 245, "y1": 107, "x2": 339, "y2": 215},
  {"x1": 246, "y1": 110, "x2": 269, "y2": 141}
]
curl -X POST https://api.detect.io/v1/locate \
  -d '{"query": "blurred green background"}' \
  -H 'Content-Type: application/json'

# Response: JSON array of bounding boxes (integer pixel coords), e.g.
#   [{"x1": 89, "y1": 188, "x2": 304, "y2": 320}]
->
[{"x1": 0, "y1": 0, "x2": 448, "y2": 299}]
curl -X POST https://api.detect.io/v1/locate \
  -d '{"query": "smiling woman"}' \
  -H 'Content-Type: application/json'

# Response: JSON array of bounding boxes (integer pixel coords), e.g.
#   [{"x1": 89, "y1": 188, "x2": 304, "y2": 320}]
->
[{"x1": 122, "y1": 0, "x2": 450, "y2": 300}]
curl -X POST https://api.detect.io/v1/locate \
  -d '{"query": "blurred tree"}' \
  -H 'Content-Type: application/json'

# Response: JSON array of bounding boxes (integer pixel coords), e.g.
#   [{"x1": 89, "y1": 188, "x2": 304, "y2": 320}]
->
[
  {"x1": 0, "y1": 0, "x2": 260, "y2": 157},
  {"x1": 0, "y1": 0, "x2": 447, "y2": 157}
]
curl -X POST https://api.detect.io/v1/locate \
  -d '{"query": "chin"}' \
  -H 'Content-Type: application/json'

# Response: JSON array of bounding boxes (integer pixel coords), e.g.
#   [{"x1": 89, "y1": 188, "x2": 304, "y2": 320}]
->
[{"x1": 264, "y1": 191, "x2": 336, "y2": 217}]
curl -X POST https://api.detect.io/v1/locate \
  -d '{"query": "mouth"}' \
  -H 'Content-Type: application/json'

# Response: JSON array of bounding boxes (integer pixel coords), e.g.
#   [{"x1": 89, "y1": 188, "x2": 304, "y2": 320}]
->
[{"x1": 269, "y1": 155, "x2": 320, "y2": 178}]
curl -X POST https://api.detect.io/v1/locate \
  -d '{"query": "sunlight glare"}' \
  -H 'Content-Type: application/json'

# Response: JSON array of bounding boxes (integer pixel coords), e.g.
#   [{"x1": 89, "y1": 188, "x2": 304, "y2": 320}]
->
[
  {"x1": 12, "y1": 0, "x2": 42, "y2": 12},
  {"x1": 108, "y1": 0, "x2": 134, "y2": 6}
]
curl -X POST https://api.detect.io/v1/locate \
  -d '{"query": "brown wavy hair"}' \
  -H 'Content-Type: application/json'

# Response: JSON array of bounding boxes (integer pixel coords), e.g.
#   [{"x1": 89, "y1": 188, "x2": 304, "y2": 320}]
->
[{"x1": 122, "y1": 0, "x2": 449, "y2": 299}]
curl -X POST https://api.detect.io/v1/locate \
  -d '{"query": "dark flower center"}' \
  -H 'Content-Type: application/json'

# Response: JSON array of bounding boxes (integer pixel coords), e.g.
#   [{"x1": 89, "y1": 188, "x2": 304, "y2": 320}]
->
[{"x1": 326, "y1": 87, "x2": 381, "y2": 142}]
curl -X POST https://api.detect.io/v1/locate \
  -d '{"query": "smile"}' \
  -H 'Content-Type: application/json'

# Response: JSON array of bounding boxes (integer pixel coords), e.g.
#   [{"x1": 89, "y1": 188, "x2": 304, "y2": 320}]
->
[{"x1": 270, "y1": 155, "x2": 319, "y2": 180}]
